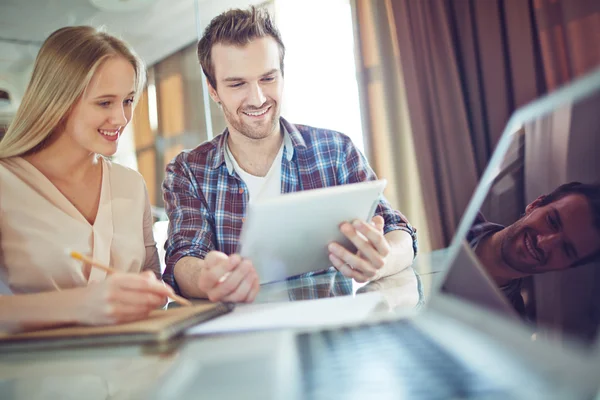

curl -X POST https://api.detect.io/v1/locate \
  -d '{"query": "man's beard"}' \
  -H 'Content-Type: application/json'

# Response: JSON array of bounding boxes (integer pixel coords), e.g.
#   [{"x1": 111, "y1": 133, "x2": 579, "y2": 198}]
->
[
  {"x1": 499, "y1": 218, "x2": 540, "y2": 274},
  {"x1": 222, "y1": 101, "x2": 280, "y2": 140}
]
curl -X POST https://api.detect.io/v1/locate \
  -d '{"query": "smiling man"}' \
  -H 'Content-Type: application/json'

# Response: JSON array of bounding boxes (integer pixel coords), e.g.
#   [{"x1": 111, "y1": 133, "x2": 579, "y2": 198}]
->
[
  {"x1": 162, "y1": 6, "x2": 417, "y2": 302},
  {"x1": 468, "y1": 181, "x2": 600, "y2": 313}
]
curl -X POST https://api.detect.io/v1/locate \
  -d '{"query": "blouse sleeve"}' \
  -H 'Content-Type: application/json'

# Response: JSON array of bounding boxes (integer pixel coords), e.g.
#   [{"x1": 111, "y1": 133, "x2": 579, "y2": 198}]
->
[{"x1": 141, "y1": 182, "x2": 161, "y2": 280}]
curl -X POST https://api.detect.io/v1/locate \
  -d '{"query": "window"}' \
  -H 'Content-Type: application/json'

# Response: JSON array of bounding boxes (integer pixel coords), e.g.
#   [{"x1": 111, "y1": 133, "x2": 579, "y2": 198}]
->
[{"x1": 275, "y1": 0, "x2": 365, "y2": 152}]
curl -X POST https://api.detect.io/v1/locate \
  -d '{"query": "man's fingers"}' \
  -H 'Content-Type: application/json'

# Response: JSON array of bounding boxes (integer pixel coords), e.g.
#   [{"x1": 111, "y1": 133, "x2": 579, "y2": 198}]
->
[
  {"x1": 200, "y1": 252, "x2": 241, "y2": 291},
  {"x1": 330, "y1": 225, "x2": 382, "y2": 273},
  {"x1": 340, "y1": 222, "x2": 385, "y2": 268},
  {"x1": 206, "y1": 260, "x2": 253, "y2": 302},
  {"x1": 328, "y1": 252, "x2": 377, "y2": 280},
  {"x1": 244, "y1": 276, "x2": 261, "y2": 303},
  {"x1": 205, "y1": 251, "x2": 238, "y2": 276},
  {"x1": 228, "y1": 254, "x2": 242, "y2": 267},
  {"x1": 350, "y1": 220, "x2": 390, "y2": 257},
  {"x1": 351, "y1": 270, "x2": 373, "y2": 283},
  {"x1": 338, "y1": 223, "x2": 378, "y2": 263},
  {"x1": 222, "y1": 267, "x2": 255, "y2": 303},
  {"x1": 372, "y1": 215, "x2": 385, "y2": 231},
  {"x1": 329, "y1": 253, "x2": 353, "y2": 277}
]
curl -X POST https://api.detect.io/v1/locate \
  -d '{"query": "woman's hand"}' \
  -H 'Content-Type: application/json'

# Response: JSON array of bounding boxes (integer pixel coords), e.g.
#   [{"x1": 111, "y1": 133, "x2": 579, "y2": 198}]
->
[{"x1": 79, "y1": 270, "x2": 174, "y2": 325}]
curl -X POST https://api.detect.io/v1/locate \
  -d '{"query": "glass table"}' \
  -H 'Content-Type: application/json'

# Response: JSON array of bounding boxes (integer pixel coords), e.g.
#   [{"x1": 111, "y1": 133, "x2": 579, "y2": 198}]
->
[{"x1": 0, "y1": 249, "x2": 450, "y2": 399}]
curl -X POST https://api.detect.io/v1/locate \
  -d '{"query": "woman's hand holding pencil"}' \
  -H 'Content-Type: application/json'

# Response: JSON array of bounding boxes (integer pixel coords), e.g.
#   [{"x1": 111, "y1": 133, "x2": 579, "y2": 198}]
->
[{"x1": 68, "y1": 250, "x2": 191, "y2": 325}]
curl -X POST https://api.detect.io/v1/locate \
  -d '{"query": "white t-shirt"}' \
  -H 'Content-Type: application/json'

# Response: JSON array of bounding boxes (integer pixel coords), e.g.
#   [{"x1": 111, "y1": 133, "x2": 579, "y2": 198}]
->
[{"x1": 225, "y1": 142, "x2": 284, "y2": 203}]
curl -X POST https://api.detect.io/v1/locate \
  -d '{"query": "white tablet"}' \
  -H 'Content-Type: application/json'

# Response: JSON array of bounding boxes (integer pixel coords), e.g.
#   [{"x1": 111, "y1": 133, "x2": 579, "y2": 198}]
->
[{"x1": 238, "y1": 179, "x2": 387, "y2": 284}]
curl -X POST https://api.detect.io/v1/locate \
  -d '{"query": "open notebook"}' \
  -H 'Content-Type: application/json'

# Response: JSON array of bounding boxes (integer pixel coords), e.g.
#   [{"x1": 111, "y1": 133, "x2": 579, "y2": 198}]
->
[{"x1": 0, "y1": 302, "x2": 233, "y2": 351}]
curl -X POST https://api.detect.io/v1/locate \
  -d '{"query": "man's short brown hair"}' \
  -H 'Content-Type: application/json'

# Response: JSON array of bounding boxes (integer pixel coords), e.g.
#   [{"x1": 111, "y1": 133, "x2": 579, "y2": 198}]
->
[{"x1": 197, "y1": 6, "x2": 285, "y2": 90}]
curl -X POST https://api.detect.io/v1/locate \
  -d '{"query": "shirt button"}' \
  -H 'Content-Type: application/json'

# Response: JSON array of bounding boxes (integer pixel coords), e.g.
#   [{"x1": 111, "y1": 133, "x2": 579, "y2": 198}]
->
[{"x1": 238, "y1": 188, "x2": 244, "y2": 194}]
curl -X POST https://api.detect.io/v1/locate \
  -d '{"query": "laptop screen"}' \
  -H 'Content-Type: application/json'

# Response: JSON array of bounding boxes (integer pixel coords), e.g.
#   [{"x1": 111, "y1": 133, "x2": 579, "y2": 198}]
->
[{"x1": 442, "y1": 68, "x2": 600, "y2": 347}]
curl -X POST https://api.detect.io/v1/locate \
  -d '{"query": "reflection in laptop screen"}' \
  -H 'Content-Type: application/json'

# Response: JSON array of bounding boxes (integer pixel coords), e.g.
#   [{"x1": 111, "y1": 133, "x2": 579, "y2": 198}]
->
[{"x1": 444, "y1": 77, "x2": 600, "y2": 347}]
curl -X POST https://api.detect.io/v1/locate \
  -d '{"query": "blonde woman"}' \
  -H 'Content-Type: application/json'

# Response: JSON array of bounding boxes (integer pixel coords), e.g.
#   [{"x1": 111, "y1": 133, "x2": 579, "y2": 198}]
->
[{"x1": 0, "y1": 26, "x2": 173, "y2": 331}]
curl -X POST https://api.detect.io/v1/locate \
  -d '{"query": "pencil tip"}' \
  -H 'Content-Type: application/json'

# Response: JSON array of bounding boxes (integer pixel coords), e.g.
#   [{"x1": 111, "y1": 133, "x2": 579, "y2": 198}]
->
[{"x1": 66, "y1": 248, "x2": 79, "y2": 259}]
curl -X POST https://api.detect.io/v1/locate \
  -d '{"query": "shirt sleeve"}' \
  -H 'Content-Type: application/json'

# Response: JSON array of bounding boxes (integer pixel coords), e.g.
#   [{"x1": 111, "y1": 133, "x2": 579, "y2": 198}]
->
[
  {"x1": 338, "y1": 138, "x2": 418, "y2": 258},
  {"x1": 162, "y1": 155, "x2": 215, "y2": 294},
  {"x1": 500, "y1": 278, "x2": 525, "y2": 316}
]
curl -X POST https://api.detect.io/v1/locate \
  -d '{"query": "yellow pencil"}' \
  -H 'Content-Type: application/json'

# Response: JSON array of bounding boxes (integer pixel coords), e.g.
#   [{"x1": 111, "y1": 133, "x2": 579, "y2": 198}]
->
[{"x1": 68, "y1": 250, "x2": 192, "y2": 307}]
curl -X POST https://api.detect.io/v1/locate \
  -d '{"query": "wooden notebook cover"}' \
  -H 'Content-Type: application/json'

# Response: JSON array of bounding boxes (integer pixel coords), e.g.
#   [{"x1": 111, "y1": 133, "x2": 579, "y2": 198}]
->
[{"x1": 0, "y1": 302, "x2": 233, "y2": 351}]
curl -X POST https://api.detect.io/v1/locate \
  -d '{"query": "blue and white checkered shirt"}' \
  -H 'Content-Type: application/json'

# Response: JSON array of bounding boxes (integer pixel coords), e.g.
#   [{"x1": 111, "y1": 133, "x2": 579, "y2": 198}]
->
[
  {"x1": 162, "y1": 117, "x2": 418, "y2": 293},
  {"x1": 467, "y1": 212, "x2": 524, "y2": 314}
]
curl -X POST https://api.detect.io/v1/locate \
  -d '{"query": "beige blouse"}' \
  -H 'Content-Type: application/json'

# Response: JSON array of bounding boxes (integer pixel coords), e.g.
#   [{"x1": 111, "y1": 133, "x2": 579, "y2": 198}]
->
[{"x1": 0, "y1": 157, "x2": 160, "y2": 294}]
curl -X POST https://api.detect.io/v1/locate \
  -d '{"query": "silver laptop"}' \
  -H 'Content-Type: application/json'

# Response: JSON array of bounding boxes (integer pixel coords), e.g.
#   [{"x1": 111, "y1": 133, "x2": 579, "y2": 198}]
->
[{"x1": 149, "y1": 67, "x2": 600, "y2": 400}]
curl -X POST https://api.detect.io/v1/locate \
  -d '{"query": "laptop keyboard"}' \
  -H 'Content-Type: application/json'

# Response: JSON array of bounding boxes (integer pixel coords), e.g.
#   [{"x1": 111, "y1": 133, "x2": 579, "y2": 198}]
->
[{"x1": 298, "y1": 319, "x2": 510, "y2": 400}]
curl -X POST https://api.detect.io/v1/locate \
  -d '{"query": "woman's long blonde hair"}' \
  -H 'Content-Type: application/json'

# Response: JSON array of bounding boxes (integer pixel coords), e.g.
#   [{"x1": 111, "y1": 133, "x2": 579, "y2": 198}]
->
[{"x1": 0, "y1": 26, "x2": 146, "y2": 159}]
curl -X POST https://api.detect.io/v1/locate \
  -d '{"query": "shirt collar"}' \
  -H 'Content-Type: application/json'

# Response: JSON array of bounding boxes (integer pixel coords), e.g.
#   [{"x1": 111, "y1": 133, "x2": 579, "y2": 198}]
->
[
  {"x1": 209, "y1": 133, "x2": 228, "y2": 171},
  {"x1": 213, "y1": 117, "x2": 298, "y2": 174}
]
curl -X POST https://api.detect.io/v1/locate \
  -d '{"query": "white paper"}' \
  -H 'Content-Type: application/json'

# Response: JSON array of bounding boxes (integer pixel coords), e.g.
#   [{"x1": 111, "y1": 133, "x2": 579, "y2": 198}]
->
[{"x1": 187, "y1": 292, "x2": 383, "y2": 335}]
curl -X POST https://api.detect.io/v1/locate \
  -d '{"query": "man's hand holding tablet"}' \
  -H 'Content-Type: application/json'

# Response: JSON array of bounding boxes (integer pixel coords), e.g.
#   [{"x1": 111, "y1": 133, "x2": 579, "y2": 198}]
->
[{"x1": 328, "y1": 215, "x2": 391, "y2": 283}]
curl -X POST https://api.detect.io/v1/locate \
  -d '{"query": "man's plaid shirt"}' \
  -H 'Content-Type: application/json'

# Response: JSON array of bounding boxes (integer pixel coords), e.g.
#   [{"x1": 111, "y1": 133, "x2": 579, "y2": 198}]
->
[
  {"x1": 162, "y1": 117, "x2": 418, "y2": 293},
  {"x1": 467, "y1": 212, "x2": 524, "y2": 314}
]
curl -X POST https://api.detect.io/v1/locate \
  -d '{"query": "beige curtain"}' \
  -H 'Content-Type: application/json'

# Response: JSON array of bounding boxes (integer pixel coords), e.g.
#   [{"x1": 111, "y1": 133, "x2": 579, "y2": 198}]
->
[
  {"x1": 352, "y1": 0, "x2": 431, "y2": 254},
  {"x1": 535, "y1": 0, "x2": 600, "y2": 90},
  {"x1": 380, "y1": 0, "x2": 550, "y2": 250}
]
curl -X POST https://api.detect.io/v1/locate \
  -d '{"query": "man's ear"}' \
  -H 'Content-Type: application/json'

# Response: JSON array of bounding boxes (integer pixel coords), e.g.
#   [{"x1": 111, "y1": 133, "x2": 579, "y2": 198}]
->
[
  {"x1": 525, "y1": 195, "x2": 546, "y2": 214},
  {"x1": 207, "y1": 78, "x2": 220, "y2": 104}
]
